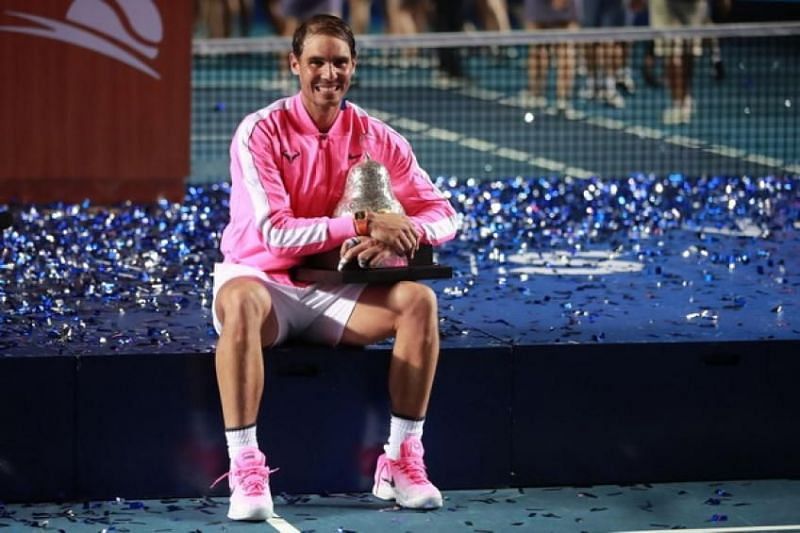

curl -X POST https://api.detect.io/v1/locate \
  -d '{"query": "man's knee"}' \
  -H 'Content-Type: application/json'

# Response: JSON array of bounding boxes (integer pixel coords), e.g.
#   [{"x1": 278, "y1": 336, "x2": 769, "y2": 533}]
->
[
  {"x1": 395, "y1": 282, "x2": 438, "y2": 320},
  {"x1": 216, "y1": 280, "x2": 271, "y2": 330}
]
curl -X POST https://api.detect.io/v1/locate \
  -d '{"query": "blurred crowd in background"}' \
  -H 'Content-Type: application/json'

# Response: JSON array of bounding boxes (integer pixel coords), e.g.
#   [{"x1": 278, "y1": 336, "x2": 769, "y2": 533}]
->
[
  {"x1": 192, "y1": 0, "x2": 796, "y2": 39},
  {"x1": 192, "y1": 0, "x2": 800, "y2": 125}
]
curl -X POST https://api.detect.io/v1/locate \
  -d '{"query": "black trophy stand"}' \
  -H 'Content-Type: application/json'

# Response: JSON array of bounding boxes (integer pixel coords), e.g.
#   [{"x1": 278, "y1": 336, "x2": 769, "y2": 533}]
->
[{"x1": 292, "y1": 244, "x2": 452, "y2": 284}]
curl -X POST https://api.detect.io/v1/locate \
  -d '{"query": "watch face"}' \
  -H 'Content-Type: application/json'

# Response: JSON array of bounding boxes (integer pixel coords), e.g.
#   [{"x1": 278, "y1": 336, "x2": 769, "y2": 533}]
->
[{"x1": 355, "y1": 210, "x2": 366, "y2": 220}]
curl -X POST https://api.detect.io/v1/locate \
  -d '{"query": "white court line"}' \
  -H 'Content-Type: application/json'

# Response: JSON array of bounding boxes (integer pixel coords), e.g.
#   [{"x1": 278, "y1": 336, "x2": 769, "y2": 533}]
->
[
  {"x1": 666, "y1": 135, "x2": 704, "y2": 149},
  {"x1": 615, "y1": 525, "x2": 800, "y2": 533},
  {"x1": 745, "y1": 153, "x2": 785, "y2": 168},
  {"x1": 389, "y1": 116, "x2": 429, "y2": 132},
  {"x1": 585, "y1": 116, "x2": 626, "y2": 130},
  {"x1": 529, "y1": 157, "x2": 565, "y2": 171},
  {"x1": 565, "y1": 166, "x2": 595, "y2": 179},
  {"x1": 196, "y1": 78, "x2": 791, "y2": 175},
  {"x1": 428, "y1": 127, "x2": 461, "y2": 142},
  {"x1": 268, "y1": 513, "x2": 301, "y2": 533},
  {"x1": 706, "y1": 144, "x2": 746, "y2": 158},
  {"x1": 625, "y1": 125, "x2": 665, "y2": 140},
  {"x1": 458, "y1": 87, "x2": 504, "y2": 101},
  {"x1": 495, "y1": 147, "x2": 530, "y2": 161},
  {"x1": 497, "y1": 93, "x2": 541, "y2": 108},
  {"x1": 459, "y1": 137, "x2": 498, "y2": 151},
  {"x1": 785, "y1": 163, "x2": 800, "y2": 174},
  {"x1": 365, "y1": 108, "x2": 394, "y2": 122},
  {"x1": 365, "y1": 107, "x2": 597, "y2": 177},
  {"x1": 455, "y1": 87, "x2": 791, "y2": 173}
]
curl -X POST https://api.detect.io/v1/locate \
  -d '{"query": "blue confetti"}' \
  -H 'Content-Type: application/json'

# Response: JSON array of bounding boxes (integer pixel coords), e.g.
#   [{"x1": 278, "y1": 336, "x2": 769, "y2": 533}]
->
[{"x1": 1, "y1": 174, "x2": 798, "y2": 352}]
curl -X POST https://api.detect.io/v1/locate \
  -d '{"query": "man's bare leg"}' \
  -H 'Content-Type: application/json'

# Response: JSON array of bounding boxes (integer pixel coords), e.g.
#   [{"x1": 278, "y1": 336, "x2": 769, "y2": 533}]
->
[
  {"x1": 214, "y1": 278, "x2": 279, "y2": 428},
  {"x1": 342, "y1": 281, "x2": 443, "y2": 509},
  {"x1": 213, "y1": 277, "x2": 280, "y2": 520},
  {"x1": 341, "y1": 281, "x2": 439, "y2": 418}
]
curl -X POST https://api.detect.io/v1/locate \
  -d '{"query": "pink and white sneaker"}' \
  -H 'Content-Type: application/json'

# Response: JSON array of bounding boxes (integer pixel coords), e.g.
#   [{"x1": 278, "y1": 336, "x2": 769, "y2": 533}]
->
[
  {"x1": 372, "y1": 436, "x2": 443, "y2": 509},
  {"x1": 212, "y1": 447, "x2": 276, "y2": 521}
]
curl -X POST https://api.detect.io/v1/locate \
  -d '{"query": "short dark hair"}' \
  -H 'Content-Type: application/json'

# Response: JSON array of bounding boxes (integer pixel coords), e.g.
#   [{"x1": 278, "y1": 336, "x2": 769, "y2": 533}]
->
[{"x1": 292, "y1": 14, "x2": 357, "y2": 59}]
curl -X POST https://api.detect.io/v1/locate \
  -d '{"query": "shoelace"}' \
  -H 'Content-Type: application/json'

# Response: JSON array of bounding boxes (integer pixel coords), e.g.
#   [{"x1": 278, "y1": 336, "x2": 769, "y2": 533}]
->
[
  {"x1": 394, "y1": 456, "x2": 430, "y2": 485},
  {"x1": 211, "y1": 466, "x2": 280, "y2": 496}
]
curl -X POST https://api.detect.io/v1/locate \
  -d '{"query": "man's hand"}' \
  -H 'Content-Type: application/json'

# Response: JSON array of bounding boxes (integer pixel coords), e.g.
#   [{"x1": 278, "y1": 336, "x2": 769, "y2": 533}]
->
[
  {"x1": 367, "y1": 212, "x2": 419, "y2": 257},
  {"x1": 339, "y1": 237, "x2": 396, "y2": 269}
]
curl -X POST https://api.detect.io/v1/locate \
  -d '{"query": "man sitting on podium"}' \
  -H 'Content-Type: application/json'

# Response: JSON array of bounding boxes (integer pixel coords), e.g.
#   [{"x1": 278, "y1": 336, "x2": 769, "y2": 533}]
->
[{"x1": 210, "y1": 14, "x2": 458, "y2": 522}]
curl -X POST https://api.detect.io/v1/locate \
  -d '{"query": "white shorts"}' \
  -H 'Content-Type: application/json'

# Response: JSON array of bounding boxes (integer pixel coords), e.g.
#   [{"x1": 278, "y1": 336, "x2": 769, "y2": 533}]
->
[{"x1": 212, "y1": 263, "x2": 366, "y2": 347}]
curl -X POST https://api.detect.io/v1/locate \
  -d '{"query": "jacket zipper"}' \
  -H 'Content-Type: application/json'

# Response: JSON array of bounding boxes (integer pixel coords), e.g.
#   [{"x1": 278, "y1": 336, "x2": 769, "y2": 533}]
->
[{"x1": 318, "y1": 134, "x2": 331, "y2": 213}]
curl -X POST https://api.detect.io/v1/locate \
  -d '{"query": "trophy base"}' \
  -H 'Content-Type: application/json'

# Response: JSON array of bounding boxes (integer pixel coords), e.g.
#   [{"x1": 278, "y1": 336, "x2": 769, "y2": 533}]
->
[
  {"x1": 292, "y1": 244, "x2": 453, "y2": 284},
  {"x1": 293, "y1": 264, "x2": 453, "y2": 284}
]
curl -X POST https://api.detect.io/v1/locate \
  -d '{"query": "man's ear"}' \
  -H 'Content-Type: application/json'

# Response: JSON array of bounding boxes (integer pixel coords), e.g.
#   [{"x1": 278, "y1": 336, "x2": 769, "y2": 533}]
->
[{"x1": 289, "y1": 52, "x2": 300, "y2": 75}]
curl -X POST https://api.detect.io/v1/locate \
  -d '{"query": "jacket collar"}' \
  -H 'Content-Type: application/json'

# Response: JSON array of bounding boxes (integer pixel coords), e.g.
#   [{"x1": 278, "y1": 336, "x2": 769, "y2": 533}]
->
[{"x1": 290, "y1": 92, "x2": 350, "y2": 136}]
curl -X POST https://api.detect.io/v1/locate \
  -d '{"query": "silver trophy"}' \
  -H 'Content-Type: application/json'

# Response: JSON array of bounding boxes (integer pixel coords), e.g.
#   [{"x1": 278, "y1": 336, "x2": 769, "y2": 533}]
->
[
  {"x1": 334, "y1": 158, "x2": 404, "y2": 217},
  {"x1": 333, "y1": 158, "x2": 407, "y2": 268},
  {"x1": 292, "y1": 158, "x2": 452, "y2": 283}
]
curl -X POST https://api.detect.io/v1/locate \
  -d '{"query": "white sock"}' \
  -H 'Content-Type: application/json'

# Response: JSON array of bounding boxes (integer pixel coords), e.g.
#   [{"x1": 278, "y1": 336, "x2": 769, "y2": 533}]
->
[
  {"x1": 385, "y1": 415, "x2": 424, "y2": 460},
  {"x1": 225, "y1": 424, "x2": 258, "y2": 461}
]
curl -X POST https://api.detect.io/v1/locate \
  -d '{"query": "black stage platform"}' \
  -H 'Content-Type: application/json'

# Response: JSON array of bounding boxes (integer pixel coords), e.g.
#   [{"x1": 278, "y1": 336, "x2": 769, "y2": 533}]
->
[{"x1": 1, "y1": 176, "x2": 799, "y2": 503}]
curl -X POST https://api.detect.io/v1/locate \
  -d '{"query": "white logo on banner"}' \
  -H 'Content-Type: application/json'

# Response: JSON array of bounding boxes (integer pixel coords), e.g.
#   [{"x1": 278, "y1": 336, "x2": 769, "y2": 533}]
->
[
  {"x1": 0, "y1": 0, "x2": 162, "y2": 79},
  {"x1": 508, "y1": 250, "x2": 644, "y2": 276}
]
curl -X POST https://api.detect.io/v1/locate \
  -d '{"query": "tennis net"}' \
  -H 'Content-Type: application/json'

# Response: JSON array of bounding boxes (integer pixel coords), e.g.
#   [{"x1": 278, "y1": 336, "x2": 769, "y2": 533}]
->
[{"x1": 191, "y1": 22, "x2": 799, "y2": 183}]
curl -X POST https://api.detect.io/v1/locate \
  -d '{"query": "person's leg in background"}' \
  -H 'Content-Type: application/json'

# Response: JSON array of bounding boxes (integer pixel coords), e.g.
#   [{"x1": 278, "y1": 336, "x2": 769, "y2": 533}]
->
[
  {"x1": 600, "y1": 0, "x2": 628, "y2": 107},
  {"x1": 477, "y1": 0, "x2": 512, "y2": 31},
  {"x1": 667, "y1": 0, "x2": 706, "y2": 124},
  {"x1": 385, "y1": 0, "x2": 417, "y2": 35},
  {"x1": 629, "y1": 0, "x2": 661, "y2": 88},
  {"x1": 579, "y1": 0, "x2": 601, "y2": 101},
  {"x1": 525, "y1": 20, "x2": 550, "y2": 107},
  {"x1": 554, "y1": 20, "x2": 578, "y2": 113},
  {"x1": 282, "y1": 0, "x2": 344, "y2": 38},
  {"x1": 264, "y1": 0, "x2": 286, "y2": 34},
  {"x1": 706, "y1": 0, "x2": 731, "y2": 81},
  {"x1": 432, "y1": 0, "x2": 467, "y2": 80},
  {"x1": 524, "y1": 0, "x2": 578, "y2": 111},
  {"x1": 651, "y1": 0, "x2": 691, "y2": 124},
  {"x1": 227, "y1": 0, "x2": 254, "y2": 36},
  {"x1": 348, "y1": 0, "x2": 372, "y2": 33},
  {"x1": 199, "y1": 0, "x2": 232, "y2": 37}
]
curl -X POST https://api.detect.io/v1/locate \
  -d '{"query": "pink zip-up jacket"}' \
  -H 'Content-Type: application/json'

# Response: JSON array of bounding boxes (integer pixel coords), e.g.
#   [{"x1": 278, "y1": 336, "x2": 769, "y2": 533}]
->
[{"x1": 220, "y1": 93, "x2": 459, "y2": 286}]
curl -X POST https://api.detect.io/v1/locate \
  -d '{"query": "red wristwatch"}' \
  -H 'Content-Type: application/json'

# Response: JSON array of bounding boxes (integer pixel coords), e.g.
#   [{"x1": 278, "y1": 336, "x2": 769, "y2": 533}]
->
[{"x1": 353, "y1": 210, "x2": 370, "y2": 236}]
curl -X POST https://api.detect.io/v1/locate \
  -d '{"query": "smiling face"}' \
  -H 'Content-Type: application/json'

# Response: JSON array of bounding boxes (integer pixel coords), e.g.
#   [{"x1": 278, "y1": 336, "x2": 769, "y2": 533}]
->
[{"x1": 290, "y1": 33, "x2": 357, "y2": 130}]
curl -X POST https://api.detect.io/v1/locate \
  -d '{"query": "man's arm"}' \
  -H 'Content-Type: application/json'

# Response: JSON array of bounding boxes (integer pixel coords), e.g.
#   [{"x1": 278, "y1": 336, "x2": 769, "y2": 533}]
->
[
  {"x1": 381, "y1": 131, "x2": 459, "y2": 246},
  {"x1": 229, "y1": 116, "x2": 357, "y2": 258}
]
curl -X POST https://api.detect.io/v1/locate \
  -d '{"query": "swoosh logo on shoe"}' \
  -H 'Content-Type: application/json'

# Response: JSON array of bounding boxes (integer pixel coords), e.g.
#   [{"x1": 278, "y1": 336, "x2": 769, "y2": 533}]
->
[{"x1": 381, "y1": 477, "x2": 396, "y2": 488}]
